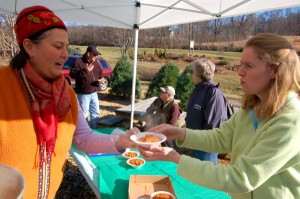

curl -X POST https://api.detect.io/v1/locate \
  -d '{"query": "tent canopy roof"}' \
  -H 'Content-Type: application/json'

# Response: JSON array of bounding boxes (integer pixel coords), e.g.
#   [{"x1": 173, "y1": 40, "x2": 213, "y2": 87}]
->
[{"x1": 1, "y1": 0, "x2": 300, "y2": 29}]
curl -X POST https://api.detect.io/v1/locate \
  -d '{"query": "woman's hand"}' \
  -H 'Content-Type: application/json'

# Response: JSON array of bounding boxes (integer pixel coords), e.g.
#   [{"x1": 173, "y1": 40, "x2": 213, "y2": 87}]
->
[
  {"x1": 127, "y1": 127, "x2": 141, "y2": 135},
  {"x1": 147, "y1": 124, "x2": 186, "y2": 142},
  {"x1": 138, "y1": 146, "x2": 181, "y2": 164},
  {"x1": 115, "y1": 129, "x2": 139, "y2": 149}
]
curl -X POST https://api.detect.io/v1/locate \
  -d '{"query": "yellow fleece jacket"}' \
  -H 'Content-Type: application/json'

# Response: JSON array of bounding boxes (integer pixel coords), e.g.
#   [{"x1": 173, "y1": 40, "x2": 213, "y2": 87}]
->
[
  {"x1": 177, "y1": 92, "x2": 300, "y2": 199},
  {"x1": 0, "y1": 66, "x2": 78, "y2": 198}
]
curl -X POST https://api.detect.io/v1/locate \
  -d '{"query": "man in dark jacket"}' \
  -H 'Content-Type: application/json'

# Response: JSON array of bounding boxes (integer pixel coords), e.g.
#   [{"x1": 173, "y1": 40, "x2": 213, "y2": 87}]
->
[
  {"x1": 186, "y1": 59, "x2": 228, "y2": 165},
  {"x1": 69, "y1": 45, "x2": 103, "y2": 129},
  {"x1": 145, "y1": 86, "x2": 182, "y2": 147}
]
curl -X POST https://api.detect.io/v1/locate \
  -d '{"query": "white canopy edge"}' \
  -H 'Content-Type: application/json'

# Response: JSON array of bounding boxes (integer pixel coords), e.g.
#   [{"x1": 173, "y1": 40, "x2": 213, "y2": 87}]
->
[{"x1": 1, "y1": 0, "x2": 300, "y2": 29}]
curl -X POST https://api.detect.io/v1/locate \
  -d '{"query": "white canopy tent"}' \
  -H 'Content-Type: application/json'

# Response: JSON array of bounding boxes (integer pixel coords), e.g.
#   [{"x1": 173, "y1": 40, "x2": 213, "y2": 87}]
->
[
  {"x1": 1, "y1": 0, "x2": 300, "y2": 128},
  {"x1": 1, "y1": 0, "x2": 300, "y2": 29}
]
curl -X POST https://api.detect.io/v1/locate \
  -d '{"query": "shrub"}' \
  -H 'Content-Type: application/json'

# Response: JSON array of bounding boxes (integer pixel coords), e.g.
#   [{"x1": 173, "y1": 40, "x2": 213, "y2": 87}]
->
[
  {"x1": 154, "y1": 48, "x2": 167, "y2": 58},
  {"x1": 109, "y1": 55, "x2": 142, "y2": 99},
  {"x1": 156, "y1": 48, "x2": 167, "y2": 58},
  {"x1": 162, "y1": 48, "x2": 167, "y2": 58},
  {"x1": 158, "y1": 49, "x2": 162, "y2": 58},
  {"x1": 68, "y1": 47, "x2": 81, "y2": 55},
  {"x1": 176, "y1": 66, "x2": 195, "y2": 111},
  {"x1": 146, "y1": 62, "x2": 179, "y2": 98},
  {"x1": 181, "y1": 53, "x2": 189, "y2": 60},
  {"x1": 128, "y1": 49, "x2": 134, "y2": 60},
  {"x1": 168, "y1": 53, "x2": 181, "y2": 60},
  {"x1": 154, "y1": 48, "x2": 159, "y2": 57},
  {"x1": 216, "y1": 59, "x2": 230, "y2": 66}
]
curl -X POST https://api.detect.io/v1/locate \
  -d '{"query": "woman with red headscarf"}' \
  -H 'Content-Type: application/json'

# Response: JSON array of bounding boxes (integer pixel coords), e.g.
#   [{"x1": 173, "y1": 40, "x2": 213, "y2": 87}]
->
[{"x1": 0, "y1": 5, "x2": 135, "y2": 199}]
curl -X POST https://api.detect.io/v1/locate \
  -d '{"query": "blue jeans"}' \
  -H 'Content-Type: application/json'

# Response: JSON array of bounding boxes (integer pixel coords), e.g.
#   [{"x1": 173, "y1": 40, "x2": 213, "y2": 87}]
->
[
  {"x1": 77, "y1": 92, "x2": 100, "y2": 129},
  {"x1": 194, "y1": 150, "x2": 218, "y2": 165}
]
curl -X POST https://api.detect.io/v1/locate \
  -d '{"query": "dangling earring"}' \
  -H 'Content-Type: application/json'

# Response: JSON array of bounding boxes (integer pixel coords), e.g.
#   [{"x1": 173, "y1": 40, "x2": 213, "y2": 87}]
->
[{"x1": 29, "y1": 57, "x2": 35, "y2": 66}]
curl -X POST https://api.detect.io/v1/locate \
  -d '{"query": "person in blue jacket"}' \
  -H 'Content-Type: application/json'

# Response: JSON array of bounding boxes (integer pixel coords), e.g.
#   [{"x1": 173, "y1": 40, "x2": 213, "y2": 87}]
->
[{"x1": 185, "y1": 58, "x2": 228, "y2": 164}]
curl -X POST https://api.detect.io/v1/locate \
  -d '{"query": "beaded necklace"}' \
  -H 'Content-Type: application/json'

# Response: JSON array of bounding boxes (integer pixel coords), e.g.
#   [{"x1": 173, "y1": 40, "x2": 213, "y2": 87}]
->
[{"x1": 17, "y1": 68, "x2": 51, "y2": 199}]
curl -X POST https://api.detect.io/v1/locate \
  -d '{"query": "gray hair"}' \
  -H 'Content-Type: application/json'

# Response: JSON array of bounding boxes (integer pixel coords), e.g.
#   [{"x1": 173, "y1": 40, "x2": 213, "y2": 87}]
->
[{"x1": 191, "y1": 58, "x2": 215, "y2": 81}]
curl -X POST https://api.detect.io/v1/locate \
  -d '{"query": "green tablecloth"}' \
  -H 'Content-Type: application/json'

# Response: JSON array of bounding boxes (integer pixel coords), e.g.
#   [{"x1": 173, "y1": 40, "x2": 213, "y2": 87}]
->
[{"x1": 85, "y1": 128, "x2": 231, "y2": 199}]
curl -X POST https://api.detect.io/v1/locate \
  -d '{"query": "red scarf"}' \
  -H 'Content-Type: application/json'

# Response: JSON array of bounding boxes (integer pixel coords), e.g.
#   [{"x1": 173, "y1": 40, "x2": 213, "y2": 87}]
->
[{"x1": 23, "y1": 61, "x2": 71, "y2": 155}]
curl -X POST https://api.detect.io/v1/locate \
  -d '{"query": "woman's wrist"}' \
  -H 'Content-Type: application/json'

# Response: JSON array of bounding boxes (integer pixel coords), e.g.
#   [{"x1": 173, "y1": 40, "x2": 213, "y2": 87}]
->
[
  {"x1": 174, "y1": 154, "x2": 181, "y2": 164},
  {"x1": 178, "y1": 128, "x2": 186, "y2": 141},
  {"x1": 115, "y1": 136, "x2": 124, "y2": 151}
]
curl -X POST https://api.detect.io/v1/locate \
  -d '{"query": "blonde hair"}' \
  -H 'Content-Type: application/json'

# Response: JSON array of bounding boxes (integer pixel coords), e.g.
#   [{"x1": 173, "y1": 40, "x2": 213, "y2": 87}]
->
[
  {"x1": 242, "y1": 33, "x2": 300, "y2": 119},
  {"x1": 191, "y1": 58, "x2": 215, "y2": 81}
]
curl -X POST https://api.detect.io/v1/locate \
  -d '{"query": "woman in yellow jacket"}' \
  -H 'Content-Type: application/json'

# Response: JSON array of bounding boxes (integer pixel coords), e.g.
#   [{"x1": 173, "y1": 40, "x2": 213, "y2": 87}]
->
[{"x1": 0, "y1": 5, "x2": 135, "y2": 199}]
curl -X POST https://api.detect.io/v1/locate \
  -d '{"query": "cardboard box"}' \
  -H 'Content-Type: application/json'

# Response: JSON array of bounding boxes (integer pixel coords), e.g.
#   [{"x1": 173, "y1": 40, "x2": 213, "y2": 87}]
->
[{"x1": 128, "y1": 175, "x2": 176, "y2": 199}]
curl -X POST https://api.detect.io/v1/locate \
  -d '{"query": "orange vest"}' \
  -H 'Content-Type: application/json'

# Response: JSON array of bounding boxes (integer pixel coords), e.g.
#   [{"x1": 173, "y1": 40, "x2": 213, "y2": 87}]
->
[{"x1": 0, "y1": 66, "x2": 78, "y2": 198}]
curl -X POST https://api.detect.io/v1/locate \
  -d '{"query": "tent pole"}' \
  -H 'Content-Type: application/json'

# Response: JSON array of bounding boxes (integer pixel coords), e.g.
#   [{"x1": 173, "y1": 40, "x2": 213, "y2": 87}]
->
[{"x1": 130, "y1": 28, "x2": 139, "y2": 129}]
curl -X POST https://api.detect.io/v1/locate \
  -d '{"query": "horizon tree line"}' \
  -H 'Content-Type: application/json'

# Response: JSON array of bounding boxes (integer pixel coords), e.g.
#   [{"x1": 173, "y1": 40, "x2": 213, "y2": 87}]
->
[{"x1": 1, "y1": 7, "x2": 299, "y2": 58}]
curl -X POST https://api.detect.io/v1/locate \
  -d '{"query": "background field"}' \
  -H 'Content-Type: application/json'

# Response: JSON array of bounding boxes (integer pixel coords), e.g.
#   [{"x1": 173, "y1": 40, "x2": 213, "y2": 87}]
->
[
  {"x1": 2, "y1": 35, "x2": 299, "y2": 99},
  {"x1": 70, "y1": 45, "x2": 242, "y2": 99}
]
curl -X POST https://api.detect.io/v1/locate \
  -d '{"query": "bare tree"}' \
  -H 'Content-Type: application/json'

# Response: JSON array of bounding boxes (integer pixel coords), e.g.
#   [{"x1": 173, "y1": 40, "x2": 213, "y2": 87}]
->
[
  {"x1": 279, "y1": 10, "x2": 300, "y2": 35},
  {"x1": 0, "y1": 15, "x2": 18, "y2": 58},
  {"x1": 110, "y1": 28, "x2": 134, "y2": 55},
  {"x1": 4, "y1": 7, "x2": 295, "y2": 56},
  {"x1": 210, "y1": 18, "x2": 223, "y2": 43},
  {"x1": 193, "y1": 21, "x2": 210, "y2": 43}
]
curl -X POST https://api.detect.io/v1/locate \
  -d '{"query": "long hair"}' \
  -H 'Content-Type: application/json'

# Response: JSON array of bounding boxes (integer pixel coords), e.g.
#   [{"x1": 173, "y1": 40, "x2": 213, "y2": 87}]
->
[{"x1": 242, "y1": 33, "x2": 300, "y2": 119}]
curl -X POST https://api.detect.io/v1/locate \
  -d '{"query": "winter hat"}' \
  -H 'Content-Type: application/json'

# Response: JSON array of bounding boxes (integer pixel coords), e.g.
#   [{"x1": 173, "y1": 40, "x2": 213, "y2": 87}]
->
[{"x1": 14, "y1": 5, "x2": 66, "y2": 47}]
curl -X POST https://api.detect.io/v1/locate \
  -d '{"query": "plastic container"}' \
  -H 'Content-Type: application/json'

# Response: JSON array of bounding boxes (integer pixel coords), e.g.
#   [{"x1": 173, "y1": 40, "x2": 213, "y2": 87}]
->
[{"x1": 0, "y1": 164, "x2": 25, "y2": 199}]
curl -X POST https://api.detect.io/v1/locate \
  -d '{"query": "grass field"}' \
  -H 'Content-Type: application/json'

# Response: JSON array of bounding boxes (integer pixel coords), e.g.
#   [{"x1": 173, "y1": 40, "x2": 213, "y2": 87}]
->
[
  {"x1": 70, "y1": 45, "x2": 241, "y2": 65},
  {"x1": 69, "y1": 45, "x2": 243, "y2": 98},
  {"x1": 0, "y1": 45, "x2": 243, "y2": 98}
]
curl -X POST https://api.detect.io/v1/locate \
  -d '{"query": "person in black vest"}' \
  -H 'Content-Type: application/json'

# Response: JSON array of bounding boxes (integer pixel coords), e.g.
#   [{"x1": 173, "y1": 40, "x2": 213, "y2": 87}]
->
[
  {"x1": 185, "y1": 59, "x2": 228, "y2": 164},
  {"x1": 145, "y1": 86, "x2": 182, "y2": 147}
]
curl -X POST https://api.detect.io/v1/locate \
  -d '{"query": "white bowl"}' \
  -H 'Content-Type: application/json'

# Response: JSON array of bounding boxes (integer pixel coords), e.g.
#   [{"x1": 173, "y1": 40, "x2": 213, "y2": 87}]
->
[
  {"x1": 126, "y1": 158, "x2": 145, "y2": 169},
  {"x1": 122, "y1": 151, "x2": 140, "y2": 159},
  {"x1": 130, "y1": 132, "x2": 166, "y2": 149},
  {"x1": 150, "y1": 191, "x2": 176, "y2": 199}
]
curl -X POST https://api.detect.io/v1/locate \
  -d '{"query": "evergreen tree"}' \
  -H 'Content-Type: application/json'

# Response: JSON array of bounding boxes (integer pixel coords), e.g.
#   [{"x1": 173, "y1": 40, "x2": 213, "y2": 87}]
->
[
  {"x1": 109, "y1": 55, "x2": 142, "y2": 99},
  {"x1": 176, "y1": 65, "x2": 194, "y2": 111},
  {"x1": 146, "y1": 62, "x2": 179, "y2": 98}
]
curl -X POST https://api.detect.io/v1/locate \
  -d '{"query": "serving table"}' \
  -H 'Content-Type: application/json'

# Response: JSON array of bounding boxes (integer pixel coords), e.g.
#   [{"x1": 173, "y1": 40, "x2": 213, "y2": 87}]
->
[{"x1": 69, "y1": 128, "x2": 231, "y2": 199}]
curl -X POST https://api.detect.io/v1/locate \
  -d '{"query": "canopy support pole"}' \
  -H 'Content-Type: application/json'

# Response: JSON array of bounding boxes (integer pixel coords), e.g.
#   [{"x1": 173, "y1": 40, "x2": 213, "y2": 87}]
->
[{"x1": 130, "y1": 28, "x2": 139, "y2": 129}]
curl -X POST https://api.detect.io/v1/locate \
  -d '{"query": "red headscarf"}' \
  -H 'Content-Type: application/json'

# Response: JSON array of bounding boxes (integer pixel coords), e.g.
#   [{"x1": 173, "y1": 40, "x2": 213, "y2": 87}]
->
[{"x1": 14, "y1": 5, "x2": 66, "y2": 47}]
